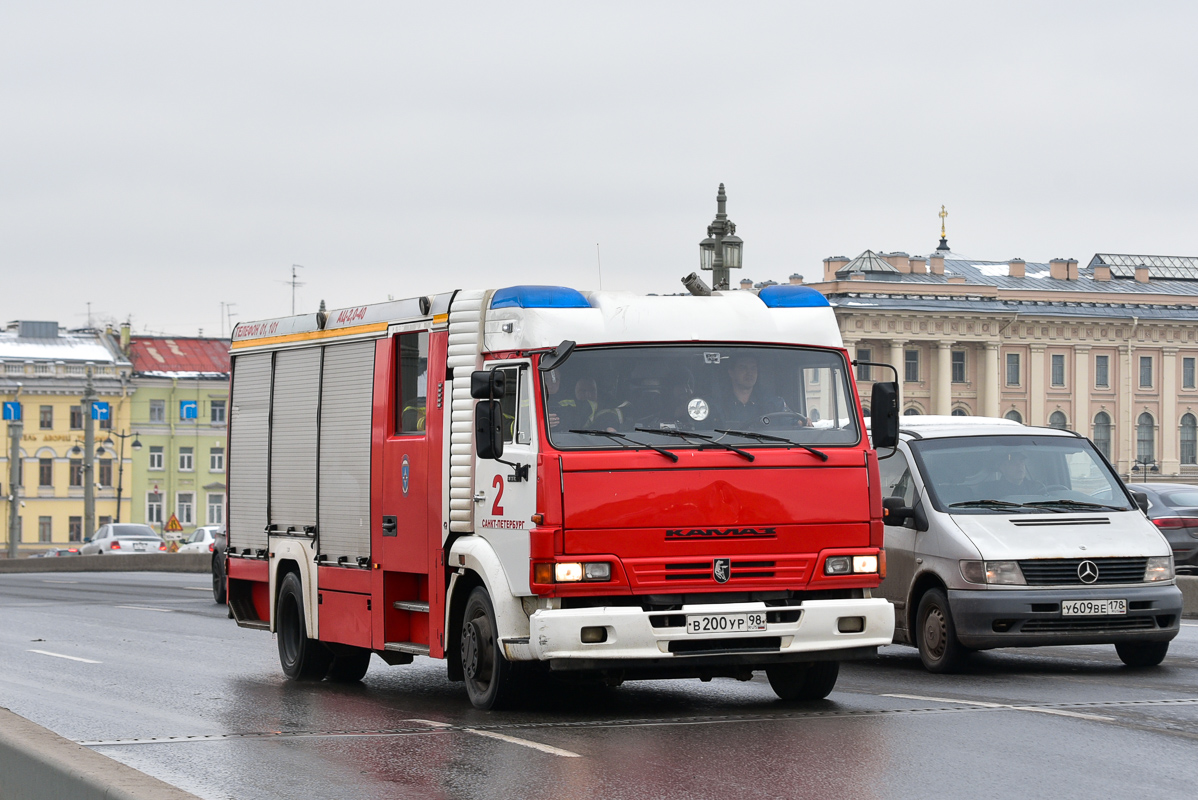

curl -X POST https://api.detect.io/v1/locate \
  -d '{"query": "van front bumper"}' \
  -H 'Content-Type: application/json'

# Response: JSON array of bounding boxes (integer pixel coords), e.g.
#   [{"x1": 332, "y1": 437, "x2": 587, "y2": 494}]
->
[
  {"x1": 948, "y1": 584, "x2": 1183, "y2": 650},
  {"x1": 511, "y1": 598, "x2": 894, "y2": 671}
]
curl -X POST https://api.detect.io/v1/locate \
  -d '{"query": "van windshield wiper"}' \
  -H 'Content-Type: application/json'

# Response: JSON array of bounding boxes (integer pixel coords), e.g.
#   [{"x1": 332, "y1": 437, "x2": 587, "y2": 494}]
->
[
  {"x1": 948, "y1": 499, "x2": 1027, "y2": 509},
  {"x1": 635, "y1": 428, "x2": 754, "y2": 461},
  {"x1": 714, "y1": 429, "x2": 829, "y2": 462},
  {"x1": 1022, "y1": 499, "x2": 1128, "y2": 512},
  {"x1": 568, "y1": 429, "x2": 679, "y2": 462}
]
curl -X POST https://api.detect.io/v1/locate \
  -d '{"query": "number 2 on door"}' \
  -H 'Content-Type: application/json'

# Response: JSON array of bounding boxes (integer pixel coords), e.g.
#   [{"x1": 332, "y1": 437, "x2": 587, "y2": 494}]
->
[{"x1": 491, "y1": 474, "x2": 505, "y2": 516}]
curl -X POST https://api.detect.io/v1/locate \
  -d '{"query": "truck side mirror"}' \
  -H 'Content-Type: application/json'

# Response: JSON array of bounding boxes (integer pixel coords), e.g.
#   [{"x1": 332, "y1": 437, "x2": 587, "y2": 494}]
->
[
  {"x1": 871, "y1": 381, "x2": 899, "y2": 449},
  {"x1": 1130, "y1": 490, "x2": 1148, "y2": 514},
  {"x1": 882, "y1": 496, "x2": 912, "y2": 526},
  {"x1": 470, "y1": 370, "x2": 506, "y2": 400},
  {"x1": 474, "y1": 400, "x2": 504, "y2": 459}
]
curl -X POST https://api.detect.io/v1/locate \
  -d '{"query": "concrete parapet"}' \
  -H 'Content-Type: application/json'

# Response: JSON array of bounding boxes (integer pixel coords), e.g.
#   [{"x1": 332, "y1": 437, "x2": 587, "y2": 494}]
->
[
  {"x1": 0, "y1": 553, "x2": 209, "y2": 574},
  {"x1": 0, "y1": 707, "x2": 201, "y2": 800},
  {"x1": 1179, "y1": 575, "x2": 1197, "y2": 618}
]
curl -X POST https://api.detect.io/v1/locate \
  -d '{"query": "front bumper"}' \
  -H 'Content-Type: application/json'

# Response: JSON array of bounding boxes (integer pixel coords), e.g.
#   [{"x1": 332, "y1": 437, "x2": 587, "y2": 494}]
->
[
  {"x1": 509, "y1": 598, "x2": 894, "y2": 671},
  {"x1": 949, "y1": 584, "x2": 1183, "y2": 649}
]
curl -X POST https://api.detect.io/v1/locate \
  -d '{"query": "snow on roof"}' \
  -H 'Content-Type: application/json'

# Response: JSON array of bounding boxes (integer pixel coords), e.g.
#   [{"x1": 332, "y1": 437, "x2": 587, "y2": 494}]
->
[
  {"x1": 130, "y1": 337, "x2": 230, "y2": 376},
  {"x1": 0, "y1": 331, "x2": 119, "y2": 363}
]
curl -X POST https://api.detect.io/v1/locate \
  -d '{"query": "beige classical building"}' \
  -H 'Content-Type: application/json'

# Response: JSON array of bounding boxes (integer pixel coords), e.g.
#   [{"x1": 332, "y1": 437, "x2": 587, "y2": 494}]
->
[{"x1": 753, "y1": 245, "x2": 1198, "y2": 482}]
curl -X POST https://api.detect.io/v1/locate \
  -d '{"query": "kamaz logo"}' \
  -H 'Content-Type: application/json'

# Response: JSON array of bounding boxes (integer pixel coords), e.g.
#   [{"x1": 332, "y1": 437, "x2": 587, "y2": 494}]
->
[{"x1": 666, "y1": 527, "x2": 776, "y2": 539}]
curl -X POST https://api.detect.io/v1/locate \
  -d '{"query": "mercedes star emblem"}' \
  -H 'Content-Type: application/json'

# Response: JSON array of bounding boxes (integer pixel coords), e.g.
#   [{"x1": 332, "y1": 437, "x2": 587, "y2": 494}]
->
[{"x1": 1077, "y1": 560, "x2": 1099, "y2": 584}]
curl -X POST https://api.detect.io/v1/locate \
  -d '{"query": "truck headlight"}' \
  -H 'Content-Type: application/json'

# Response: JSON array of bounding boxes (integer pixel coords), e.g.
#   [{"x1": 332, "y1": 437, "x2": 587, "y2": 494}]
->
[
  {"x1": 552, "y1": 562, "x2": 612, "y2": 582},
  {"x1": 1145, "y1": 556, "x2": 1174, "y2": 582},
  {"x1": 555, "y1": 563, "x2": 584, "y2": 582},
  {"x1": 985, "y1": 561, "x2": 1026, "y2": 585}
]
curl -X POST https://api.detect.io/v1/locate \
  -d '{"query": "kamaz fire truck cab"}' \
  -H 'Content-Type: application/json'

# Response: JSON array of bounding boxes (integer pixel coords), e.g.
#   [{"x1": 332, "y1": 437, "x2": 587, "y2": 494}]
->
[{"x1": 224, "y1": 284, "x2": 898, "y2": 709}]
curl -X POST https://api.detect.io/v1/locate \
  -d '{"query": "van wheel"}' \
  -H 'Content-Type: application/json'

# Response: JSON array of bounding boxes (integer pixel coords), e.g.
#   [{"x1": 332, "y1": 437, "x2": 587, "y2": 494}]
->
[
  {"x1": 461, "y1": 587, "x2": 521, "y2": 709},
  {"x1": 916, "y1": 588, "x2": 968, "y2": 673},
  {"x1": 1115, "y1": 641, "x2": 1169, "y2": 668},
  {"x1": 277, "y1": 571, "x2": 332, "y2": 680},
  {"x1": 327, "y1": 649, "x2": 372, "y2": 682},
  {"x1": 766, "y1": 661, "x2": 839, "y2": 701}
]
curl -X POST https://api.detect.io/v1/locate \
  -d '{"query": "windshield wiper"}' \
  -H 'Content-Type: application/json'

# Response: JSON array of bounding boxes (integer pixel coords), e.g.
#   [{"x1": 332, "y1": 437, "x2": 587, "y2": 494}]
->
[
  {"x1": 948, "y1": 499, "x2": 1028, "y2": 509},
  {"x1": 635, "y1": 428, "x2": 754, "y2": 461},
  {"x1": 714, "y1": 429, "x2": 829, "y2": 462},
  {"x1": 1022, "y1": 499, "x2": 1128, "y2": 512},
  {"x1": 568, "y1": 429, "x2": 679, "y2": 462}
]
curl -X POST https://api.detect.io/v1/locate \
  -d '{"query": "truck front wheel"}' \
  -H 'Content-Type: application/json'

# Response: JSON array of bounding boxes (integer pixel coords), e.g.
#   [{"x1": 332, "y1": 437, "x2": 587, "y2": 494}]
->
[
  {"x1": 916, "y1": 588, "x2": 969, "y2": 673},
  {"x1": 766, "y1": 661, "x2": 839, "y2": 701},
  {"x1": 277, "y1": 571, "x2": 332, "y2": 681},
  {"x1": 461, "y1": 586, "x2": 521, "y2": 710}
]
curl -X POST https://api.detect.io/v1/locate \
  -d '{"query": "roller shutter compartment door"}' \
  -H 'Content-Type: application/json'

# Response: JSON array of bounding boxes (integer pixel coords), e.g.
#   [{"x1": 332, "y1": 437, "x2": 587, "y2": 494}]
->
[
  {"x1": 228, "y1": 352, "x2": 271, "y2": 554},
  {"x1": 319, "y1": 341, "x2": 376, "y2": 562},
  {"x1": 270, "y1": 347, "x2": 321, "y2": 532}
]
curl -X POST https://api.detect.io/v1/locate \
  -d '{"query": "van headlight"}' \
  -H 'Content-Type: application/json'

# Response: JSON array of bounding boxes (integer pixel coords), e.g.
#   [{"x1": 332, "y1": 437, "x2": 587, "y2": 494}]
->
[
  {"x1": 1144, "y1": 556, "x2": 1174, "y2": 582},
  {"x1": 984, "y1": 561, "x2": 1026, "y2": 585}
]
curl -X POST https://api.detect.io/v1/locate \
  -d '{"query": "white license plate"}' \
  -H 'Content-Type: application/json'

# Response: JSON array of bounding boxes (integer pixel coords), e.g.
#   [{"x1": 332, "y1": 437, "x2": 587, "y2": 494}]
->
[
  {"x1": 133, "y1": 543, "x2": 146, "y2": 551},
  {"x1": 686, "y1": 612, "x2": 767, "y2": 634},
  {"x1": 1061, "y1": 599, "x2": 1126, "y2": 616}
]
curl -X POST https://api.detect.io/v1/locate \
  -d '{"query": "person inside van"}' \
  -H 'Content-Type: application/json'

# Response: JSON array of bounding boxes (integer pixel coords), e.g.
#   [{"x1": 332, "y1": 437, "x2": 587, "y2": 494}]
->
[{"x1": 981, "y1": 451, "x2": 1045, "y2": 497}]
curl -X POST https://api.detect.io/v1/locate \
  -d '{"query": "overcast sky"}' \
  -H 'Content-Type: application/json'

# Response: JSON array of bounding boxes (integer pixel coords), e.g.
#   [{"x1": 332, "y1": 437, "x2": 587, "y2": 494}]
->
[{"x1": 3, "y1": 2, "x2": 1196, "y2": 337}]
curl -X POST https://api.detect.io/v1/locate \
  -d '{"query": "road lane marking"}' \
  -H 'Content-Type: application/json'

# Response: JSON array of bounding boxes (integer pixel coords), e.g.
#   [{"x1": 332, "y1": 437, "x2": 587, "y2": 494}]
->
[
  {"x1": 29, "y1": 649, "x2": 100, "y2": 664},
  {"x1": 42, "y1": 580, "x2": 80, "y2": 584},
  {"x1": 114, "y1": 605, "x2": 174, "y2": 613},
  {"x1": 182, "y1": 587, "x2": 211, "y2": 591},
  {"x1": 407, "y1": 718, "x2": 580, "y2": 757},
  {"x1": 883, "y1": 693, "x2": 1114, "y2": 721}
]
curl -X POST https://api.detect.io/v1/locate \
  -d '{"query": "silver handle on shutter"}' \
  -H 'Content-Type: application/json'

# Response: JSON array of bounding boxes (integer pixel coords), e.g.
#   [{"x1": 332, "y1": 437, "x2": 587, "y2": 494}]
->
[{"x1": 473, "y1": 492, "x2": 486, "y2": 504}]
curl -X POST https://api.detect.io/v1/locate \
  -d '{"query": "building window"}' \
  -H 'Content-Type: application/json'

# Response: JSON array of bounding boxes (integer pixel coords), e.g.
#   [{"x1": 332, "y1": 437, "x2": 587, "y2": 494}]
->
[
  {"x1": 70, "y1": 405, "x2": 84, "y2": 430},
  {"x1": 1005, "y1": 409, "x2": 1023, "y2": 423},
  {"x1": 176, "y1": 493, "x2": 194, "y2": 526},
  {"x1": 147, "y1": 492, "x2": 163, "y2": 524},
  {"x1": 1182, "y1": 414, "x2": 1197, "y2": 466},
  {"x1": 1094, "y1": 412, "x2": 1112, "y2": 459},
  {"x1": 1048, "y1": 410, "x2": 1068, "y2": 430},
  {"x1": 39, "y1": 406, "x2": 53, "y2": 430},
  {"x1": 1140, "y1": 356, "x2": 1153, "y2": 388},
  {"x1": 856, "y1": 349, "x2": 872, "y2": 381},
  {"x1": 148, "y1": 446, "x2": 164, "y2": 470},
  {"x1": 38, "y1": 458, "x2": 52, "y2": 487},
  {"x1": 38, "y1": 516, "x2": 51, "y2": 543},
  {"x1": 207, "y1": 493, "x2": 225, "y2": 525},
  {"x1": 209, "y1": 447, "x2": 224, "y2": 472},
  {"x1": 1095, "y1": 355, "x2": 1110, "y2": 389},
  {"x1": 903, "y1": 408, "x2": 920, "y2": 416},
  {"x1": 1051, "y1": 354, "x2": 1065, "y2": 387},
  {"x1": 904, "y1": 349, "x2": 919, "y2": 383},
  {"x1": 1006, "y1": 353, "x2": 1021, "y2": 386},
  {"x1": 69, "y1": 459, "x2": 82, "y2": 487},
  {"x1": 179, "y1": 447, "x2": 193, "y2": 471},
  {"x1": 210, "y1": 400, "x2": 226, "y2": 424},
  {"x1": 98, "y1": 412, "x2": 111, "y2": 430},
  {"x1": 98, "y1": 459, "x2": 112, "y2": 487},
  {"x1": 149, "y1": 399, "x2": 165, "y2": 423},
  {"x1": 68, "y1": 516, "x2": 82, "y2": 542},
  {"x1": 1185, "y1": 358, "x2": 1196, "y2": 390},
  {"x1": 951, "y1": 351, "x2": 966, "y2": 383},
  {"x1": 951, "y1": 408, "x2": 968, "y2": 417},
  {"x1": 1137, "y1": 412, "x2": 1155, "y2": 462}
]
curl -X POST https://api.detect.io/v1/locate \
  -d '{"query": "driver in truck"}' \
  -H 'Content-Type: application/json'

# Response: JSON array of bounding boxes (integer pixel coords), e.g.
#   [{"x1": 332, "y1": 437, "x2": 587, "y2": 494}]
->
[{"x1": 714, "y1": 352, "x2": 788, "y2": 428}]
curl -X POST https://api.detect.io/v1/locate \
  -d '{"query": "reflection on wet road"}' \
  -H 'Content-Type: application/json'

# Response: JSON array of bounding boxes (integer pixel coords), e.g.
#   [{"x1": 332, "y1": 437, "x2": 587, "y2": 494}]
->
[{"x1": 1, "y1": 573, "x2": 1195, "y2": 799}]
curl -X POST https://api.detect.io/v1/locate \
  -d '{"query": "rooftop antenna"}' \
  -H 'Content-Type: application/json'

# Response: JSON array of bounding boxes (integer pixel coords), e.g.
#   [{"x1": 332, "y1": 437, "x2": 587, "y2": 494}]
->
[
  {"x1": 280, "y1": 265, "x2": 306, "y2": 315},
  {"x1": 220, "y1": 302, "x2": 238, "y2": 338},
  {"x1": 596, "y1": 243, "x2": 603, "y2": 290}
]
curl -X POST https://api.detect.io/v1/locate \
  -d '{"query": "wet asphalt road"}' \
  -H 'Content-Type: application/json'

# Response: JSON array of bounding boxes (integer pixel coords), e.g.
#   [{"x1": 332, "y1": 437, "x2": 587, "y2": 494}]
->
[{"x1": 0, "y1": 572, "x2": 1196, "y2": 800}]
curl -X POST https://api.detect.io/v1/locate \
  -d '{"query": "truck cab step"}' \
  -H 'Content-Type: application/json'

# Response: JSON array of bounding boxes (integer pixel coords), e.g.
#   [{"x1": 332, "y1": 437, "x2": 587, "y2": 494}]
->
[
  {"x1": 384, "y1": 641, "x2": 430, "y2": 656},
  {"x1": 392, "y1": 600, "x2": 430, "y2": 613}
]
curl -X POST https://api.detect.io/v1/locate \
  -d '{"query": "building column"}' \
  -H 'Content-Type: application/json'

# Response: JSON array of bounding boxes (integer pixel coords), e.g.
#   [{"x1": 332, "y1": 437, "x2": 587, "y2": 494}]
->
[
  {"x1": 1074, "y1": 345, "x2": 1091, "y2": 436},
  {"x1": 1162, "y1": 347, "x2": 1180, "y2": 476},
  {"x1": 890, "y1": 339, "x2": 907, "y2": 385},
  {"x1": 983, "y1": 343, "x2": 1001, "y2": 418},
  {"x1": 1029, "y1": 344, "x2": 1047, "y2": 427},
  {"x1": 934, "y1": 342, "x2": 953, "y2": 415}
]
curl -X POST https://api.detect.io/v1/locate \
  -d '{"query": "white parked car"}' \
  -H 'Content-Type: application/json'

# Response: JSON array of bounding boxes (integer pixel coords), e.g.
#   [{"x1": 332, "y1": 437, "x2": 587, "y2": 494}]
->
[
  {"x1": 178, "y1": 526, "x2": 224, "y2": 553},
  {"x1": 80, "y1": 524, "x2": 166, "y2": 555}
]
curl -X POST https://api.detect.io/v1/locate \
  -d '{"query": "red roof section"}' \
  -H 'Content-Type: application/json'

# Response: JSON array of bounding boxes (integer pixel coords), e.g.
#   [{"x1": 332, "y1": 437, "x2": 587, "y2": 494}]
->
[{"x1": 129, "y1": 337, "x2": 230, "y2": 376}]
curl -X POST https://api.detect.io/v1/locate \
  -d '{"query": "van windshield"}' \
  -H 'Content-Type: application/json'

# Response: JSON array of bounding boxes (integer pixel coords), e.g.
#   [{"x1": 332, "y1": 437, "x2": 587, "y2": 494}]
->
[
  {"x1": 908, "y1": 435, "x2": 1134, "y2": 514},
  {"x1": 541, "y1": 344, "x2": 860, "y2": 450}
]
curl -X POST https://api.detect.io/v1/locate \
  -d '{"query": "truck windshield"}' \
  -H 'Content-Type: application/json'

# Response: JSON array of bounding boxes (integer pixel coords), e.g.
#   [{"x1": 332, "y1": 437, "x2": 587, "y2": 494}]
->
[
  {"x1": 541, "y1": 344, "x2": 860, "y2": 450},
  {"x1": 909, "y1": 435, "x2": 1134, "y2": 514}
]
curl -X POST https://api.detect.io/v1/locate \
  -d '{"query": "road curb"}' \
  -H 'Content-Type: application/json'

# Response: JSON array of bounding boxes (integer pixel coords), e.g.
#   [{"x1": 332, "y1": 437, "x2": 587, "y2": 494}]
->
[
  {"x1": 0, "y1": 553, "x2": 209, "y2": 574},
  {"x1": 0, "y1": 707, "x2": 201, "y2": 800},
  {"x1": 1179, "y1": 575, "x2": 1197, "y2": 618}
]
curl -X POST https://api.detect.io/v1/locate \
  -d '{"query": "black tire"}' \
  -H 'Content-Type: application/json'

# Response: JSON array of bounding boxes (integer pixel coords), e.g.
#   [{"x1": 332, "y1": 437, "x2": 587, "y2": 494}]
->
[
  {"x1": 766, "y1": 661, "x2": 839, "y2": 701},
  {"x1": 327, "y1": 649, "x2": 372, "y2": 682},
  {"x1": 915, "y1": 588, "x2": 969, "y2": 673},
  {"x1": 212, "y1": 554, "x2": 227, "y2": 605},
  {"x1": 276, "y1": 571, "x2": 332, "y2": 681},
  {"x1": 461, "y1": 586, "x2": 522, "y2": 710},
  {"x1": 1115, "y1": 641, "x2": 1169, "y2": 668}
]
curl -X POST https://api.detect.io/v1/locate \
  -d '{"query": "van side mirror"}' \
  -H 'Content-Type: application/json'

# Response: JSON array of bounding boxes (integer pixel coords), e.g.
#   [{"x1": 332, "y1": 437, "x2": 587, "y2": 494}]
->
[
  {"x1": 471, "y1": 370, "x2": 506, "y2": 400},
  {"x1": 882, "y1": 496, "x2": 912, "y2": 526},
  {"x1": 871, "y1": 381, "x2": 899, "y2": 449},
  {"x1": 1130, "y1": 490, "x2": 1148, "y2": 514},
  {"x1": 474, "y1": 400, "x2": 504, "y2": 459}
]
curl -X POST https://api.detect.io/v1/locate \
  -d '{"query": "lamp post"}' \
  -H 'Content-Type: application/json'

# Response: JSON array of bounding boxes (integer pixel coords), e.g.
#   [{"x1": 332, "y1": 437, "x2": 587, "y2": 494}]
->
[
  {"x1": 1131, "y1": 456, "x2": 1159, "y2": 483},
  {"x1": 103, "y1": 430, "x2": 140, "y2": 523},
  {"x1": 698, "y1": 183, "x2": 743, "y2": 291},
  {"x1": 6, "y1": 388, "x2": 21, "y2": 559}
]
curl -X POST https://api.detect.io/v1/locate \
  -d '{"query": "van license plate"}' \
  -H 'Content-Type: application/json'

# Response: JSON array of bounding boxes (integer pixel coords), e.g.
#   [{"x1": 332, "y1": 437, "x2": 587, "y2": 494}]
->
[
  {"x1": 1061, "y1": 599, "x2": 1126, "y2": 616},
  {"x1": 686, "y1": 612, "x2": 767, "y2": 634}
]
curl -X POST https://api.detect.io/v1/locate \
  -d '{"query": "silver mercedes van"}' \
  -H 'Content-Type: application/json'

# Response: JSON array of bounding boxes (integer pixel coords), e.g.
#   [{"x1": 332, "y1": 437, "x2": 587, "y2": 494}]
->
[{"x1": 877, "y1": 416, "x2": 1182, "y2": 672}]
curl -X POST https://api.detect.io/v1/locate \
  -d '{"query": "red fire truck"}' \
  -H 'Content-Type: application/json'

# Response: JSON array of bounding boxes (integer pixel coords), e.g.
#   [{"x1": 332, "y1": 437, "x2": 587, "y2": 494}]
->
[{"x1": 224, "y1": 284, "x2": 898, "y2": 709}]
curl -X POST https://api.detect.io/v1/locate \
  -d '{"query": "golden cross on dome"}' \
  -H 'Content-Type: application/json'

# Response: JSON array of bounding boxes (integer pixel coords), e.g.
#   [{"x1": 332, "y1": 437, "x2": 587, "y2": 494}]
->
[{"x1": 939, "y1": 205, "x2": 948, "y2": 239}]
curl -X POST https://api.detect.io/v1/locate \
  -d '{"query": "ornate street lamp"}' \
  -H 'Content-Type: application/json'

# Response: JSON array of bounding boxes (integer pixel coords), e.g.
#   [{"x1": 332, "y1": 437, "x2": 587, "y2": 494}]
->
[
  {"x1": 698, "y1": 183, "x2": 743, "y2": 291},
  {"x1": 104, "y1": 430, "x2": 140, "y2": 522}
]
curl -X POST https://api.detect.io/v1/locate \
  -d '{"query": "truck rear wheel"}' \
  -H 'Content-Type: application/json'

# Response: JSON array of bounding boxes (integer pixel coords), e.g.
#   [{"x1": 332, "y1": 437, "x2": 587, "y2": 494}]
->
[
  {"x1": 327, "y1": 648, "x2": 372, "y2": 682},
  {"x1": 1115, "y1": 641, "x2": 1169, "y2": 667},
  {"x1": 461, "y1": 586, "x2": 521, "y2": 710},
  {"x1": 766, "y1": 661, "x2": 839, "y2": 701},
  {"x1": 916, "y1": 588, "x2": 968, "y2": 673},
  {"x1": 277, "y1": 571, "x2": 332, "y2": 681}
]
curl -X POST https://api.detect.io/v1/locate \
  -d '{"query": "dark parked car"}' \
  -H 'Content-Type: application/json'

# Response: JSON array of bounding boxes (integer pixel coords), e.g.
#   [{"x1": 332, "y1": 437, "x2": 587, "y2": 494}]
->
[
  {"x1": 1127, "y1": 483, "x2": 1198, "y2": 573},
  {"x1": 40, "y1": 547, "x2": 82, "y2": 557},
  {"x1": 211, "y1": 529, "x2": 227, "y2": 604}
]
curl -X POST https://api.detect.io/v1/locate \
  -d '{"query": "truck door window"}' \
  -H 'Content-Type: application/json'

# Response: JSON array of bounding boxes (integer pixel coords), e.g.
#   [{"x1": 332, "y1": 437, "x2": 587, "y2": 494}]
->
[
  {"x1": 495, "y1": 366, "x2": 529, "y2": 444},
  {"x1": 395, "y1": 331, "x2": 429, "y2": 435},
  {"x1": 877, "y1": 448, "x2": 915, "y2": 507}
]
